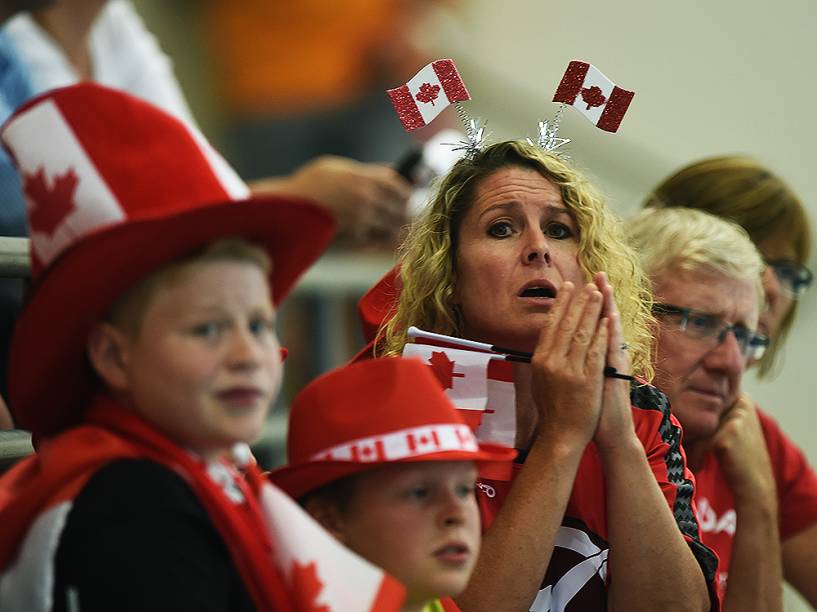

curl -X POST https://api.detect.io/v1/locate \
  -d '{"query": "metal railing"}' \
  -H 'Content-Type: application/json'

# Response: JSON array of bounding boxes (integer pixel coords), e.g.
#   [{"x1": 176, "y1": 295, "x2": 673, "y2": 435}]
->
[{"x1": 0, "y1": 237, "x2": 29, "y2": 277}]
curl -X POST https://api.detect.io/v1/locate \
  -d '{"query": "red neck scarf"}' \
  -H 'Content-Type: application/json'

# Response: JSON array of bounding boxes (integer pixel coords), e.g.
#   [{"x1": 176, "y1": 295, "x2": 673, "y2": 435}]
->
[{"x1": 0, "y1": 394, "x2": 294, "y2": 610}]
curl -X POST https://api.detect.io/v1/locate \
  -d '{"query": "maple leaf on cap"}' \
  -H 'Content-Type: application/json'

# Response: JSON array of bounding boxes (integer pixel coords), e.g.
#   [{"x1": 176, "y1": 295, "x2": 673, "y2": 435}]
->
[
  {"x1": 580, "y1": 86, "x2": 606, "y2": 110},
  {"x1": 415, "y1": 82, "x2": 441, "y2": 106},
  {"x1": 289, "y1": 560, "x2": 330, "y2": 612},
  {"x1": 24, "y1": 167, "x2": 79, "y2": 237},
  {"x1": 428, "y1": 350, "x2": 464, "y2": 391}
]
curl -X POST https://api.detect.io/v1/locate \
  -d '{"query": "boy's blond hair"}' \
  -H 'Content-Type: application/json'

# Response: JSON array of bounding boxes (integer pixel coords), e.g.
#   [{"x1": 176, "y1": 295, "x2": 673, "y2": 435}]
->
[{"x1": 106, "y1": 238, "x2": 270, "y2": 336}]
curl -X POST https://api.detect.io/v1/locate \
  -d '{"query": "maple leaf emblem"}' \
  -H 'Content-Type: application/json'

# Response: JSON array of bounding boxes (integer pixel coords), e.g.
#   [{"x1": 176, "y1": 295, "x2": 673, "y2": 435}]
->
[
  {"x1": 580, "y1": 86, "x2": 606, "y2": 110},
  {"x1": 415, "y1": 82, "x2": 441, "y2": 106},
  {"x1": 24, "y1": 167, "x2": 79, "y2": 237},
  {"x1": 428, "y1": 351, "x2": 464, "y2": 390},
  {"x1": 289, "y1": 560, "x2": 330, "y2": 612}
]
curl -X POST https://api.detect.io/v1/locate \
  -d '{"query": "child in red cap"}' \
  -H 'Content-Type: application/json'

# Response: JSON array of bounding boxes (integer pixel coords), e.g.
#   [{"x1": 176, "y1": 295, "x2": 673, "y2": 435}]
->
[
  {"x1": 0, "y1": 84, "x2": 405, "y2": 611},
  {"x1": 270, "y1": 357, "x2": 516, "y2": 612}
]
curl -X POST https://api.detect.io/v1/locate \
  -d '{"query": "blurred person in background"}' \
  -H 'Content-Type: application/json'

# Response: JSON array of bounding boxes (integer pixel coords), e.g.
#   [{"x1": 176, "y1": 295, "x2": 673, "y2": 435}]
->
[
  {"x1": 643, "y1": 155, "x2": 813, "y2": 378},
  {"x1": 3, "y1": 0, "x2": 412, "y2": 247},
  {"x1": 201, "y1": 0, "x2": 444, "y2": 179},
  {"x1": 629, "y1": 206, "x2": 817, "y2": 610}
]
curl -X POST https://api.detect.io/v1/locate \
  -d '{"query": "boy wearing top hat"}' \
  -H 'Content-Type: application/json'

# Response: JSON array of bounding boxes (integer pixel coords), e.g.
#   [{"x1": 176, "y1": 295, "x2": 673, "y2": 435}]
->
[
  {"x1": 0, "y1": 83, "x2": 406, "y2": 611},
  {"x1": 270, "y1": 357, "x2": 516, "y2": 612}
]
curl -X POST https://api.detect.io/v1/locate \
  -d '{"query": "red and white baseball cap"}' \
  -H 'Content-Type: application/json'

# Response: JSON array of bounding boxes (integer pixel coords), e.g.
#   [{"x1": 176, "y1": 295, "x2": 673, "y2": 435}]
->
[
  {"x1": 1, "y1": 83, "x2": 336, "y2": 438},
  {"x1": 269, "y1": 357, "x2": 515, "y2": 500}
]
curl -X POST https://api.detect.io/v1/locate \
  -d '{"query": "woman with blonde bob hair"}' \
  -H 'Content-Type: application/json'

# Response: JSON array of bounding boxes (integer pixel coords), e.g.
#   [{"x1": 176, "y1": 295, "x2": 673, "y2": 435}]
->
[
  {"x1": 643, "y1": 155, "x2": 813, "y2": 377},
  {"x1": 374, "y1": 140, "x2": 717, "y2": 611}
]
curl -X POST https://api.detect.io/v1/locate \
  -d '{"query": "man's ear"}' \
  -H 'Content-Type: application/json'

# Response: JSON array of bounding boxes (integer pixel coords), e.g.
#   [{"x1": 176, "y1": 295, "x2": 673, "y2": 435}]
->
[
  {"x1": 86, "y1": 323, "x2": 132, "y2": 393},
  {"x1": 303, "y1": 497, "x2": 348, "y2": 544}
]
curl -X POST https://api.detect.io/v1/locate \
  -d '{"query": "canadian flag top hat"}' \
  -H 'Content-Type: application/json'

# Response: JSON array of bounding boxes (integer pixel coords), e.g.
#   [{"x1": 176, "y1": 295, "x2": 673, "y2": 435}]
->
[
  {"x1": 269, "y1": 357, "x2": 515, "y2": 500},
  {"x1": 1, "y1": 83, "x2": 336, "y2": 438}
]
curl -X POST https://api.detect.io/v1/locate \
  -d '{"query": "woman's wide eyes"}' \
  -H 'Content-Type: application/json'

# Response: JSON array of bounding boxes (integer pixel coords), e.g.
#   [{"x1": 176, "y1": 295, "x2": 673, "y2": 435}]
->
[
  {"x1": 545, "y1": 223, "x2": 572, "y2": 239},
  {"x1": 488, "y1": 221, "x2": 513, "y2": 238},
  {"x1": 487, "y1": 221, "x2": 573, "y2": 239}
]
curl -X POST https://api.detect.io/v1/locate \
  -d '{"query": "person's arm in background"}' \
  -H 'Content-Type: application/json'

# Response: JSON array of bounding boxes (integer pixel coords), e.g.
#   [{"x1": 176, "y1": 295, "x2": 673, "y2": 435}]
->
[
  {"x1": 117, "y1": 1, "x2": 413, "y2": 246},
  {"x1": 28, "y1": 1, "x2": 412, "y2": 247},
  {"x1": 595, "y1": 273, "x2": 712, "y2": 612},
  {"x1": 250, "y1": 156, "x2": 410, "y2": 247}
]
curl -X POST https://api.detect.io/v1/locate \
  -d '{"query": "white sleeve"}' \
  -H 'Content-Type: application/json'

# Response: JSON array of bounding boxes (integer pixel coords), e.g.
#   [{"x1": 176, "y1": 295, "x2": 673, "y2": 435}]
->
[
  {"x1": 90, "y1": 0, "x2": 200, "y2": 130},
  {"x1": 2, "y1": 12, "x2": 78, "y2": 93}
]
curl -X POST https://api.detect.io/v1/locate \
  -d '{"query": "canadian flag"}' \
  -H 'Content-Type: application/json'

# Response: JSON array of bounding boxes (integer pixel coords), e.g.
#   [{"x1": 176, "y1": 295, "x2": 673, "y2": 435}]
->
[
  {"x1": 350, "y1": 438, "x2": 387, "y2": 463},
  {"x1": 552, "y1": 61, "x2": 635, "y2": 133},
  {"x1": 403, "y1": 343, "x2": 516, "y2": 447},
  {"x1": 387, "y1": 59, "x2": 470, "y2": 131},
  {"x1": 406, "y1": 427, "x2": 442, "y2": 454},
  {"x1": 260, "y1": 482, "x2": 405, "y2": 610}
]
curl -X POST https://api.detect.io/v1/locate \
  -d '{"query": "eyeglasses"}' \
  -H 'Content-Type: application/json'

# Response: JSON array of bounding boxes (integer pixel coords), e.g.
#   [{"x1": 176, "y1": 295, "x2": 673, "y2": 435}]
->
[
  {"x1": 652, "y1": 303, "x2": 769, "y2": 361},
  {"x1": 766, "y1": 259, "x2": 813, "y2": 298}
]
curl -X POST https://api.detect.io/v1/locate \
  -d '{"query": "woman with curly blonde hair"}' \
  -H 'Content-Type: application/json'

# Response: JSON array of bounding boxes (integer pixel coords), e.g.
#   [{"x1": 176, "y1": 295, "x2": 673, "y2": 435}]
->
[
  {"x1": 382, "y1": 141, "x2": 652, "y2": 376},
  {"x1": 371, "y1": 141, "x2": 717, "y2": 611}
]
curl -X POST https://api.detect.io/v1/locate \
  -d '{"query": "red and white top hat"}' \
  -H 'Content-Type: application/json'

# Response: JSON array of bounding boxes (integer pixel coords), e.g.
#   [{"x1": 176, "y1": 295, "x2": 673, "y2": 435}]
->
[
  {"x1": 1, "y1": 83, "x2": 336, "y2": 438},
  {"x1": 269, "y1": 357, "x2": 515, "y2": 500}
]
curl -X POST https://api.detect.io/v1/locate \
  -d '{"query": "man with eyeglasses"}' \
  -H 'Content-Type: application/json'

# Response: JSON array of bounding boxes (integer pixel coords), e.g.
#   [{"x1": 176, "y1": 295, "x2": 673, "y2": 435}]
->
[{"x1": 628, "y1": 207, "x2": 817, "y2": 611}]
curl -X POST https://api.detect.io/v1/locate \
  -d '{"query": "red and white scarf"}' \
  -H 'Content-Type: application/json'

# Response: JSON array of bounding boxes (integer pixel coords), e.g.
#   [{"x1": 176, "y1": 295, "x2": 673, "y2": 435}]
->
[{"x1": 0, "y1": 395, "x2": 404, "y2": 611}]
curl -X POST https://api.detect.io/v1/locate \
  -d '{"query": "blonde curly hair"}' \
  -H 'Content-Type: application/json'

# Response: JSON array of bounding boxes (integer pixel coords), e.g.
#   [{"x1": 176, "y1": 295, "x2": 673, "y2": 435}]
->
[{"x1": 381, "y1": 140, "x2": 654, "y2": 380}]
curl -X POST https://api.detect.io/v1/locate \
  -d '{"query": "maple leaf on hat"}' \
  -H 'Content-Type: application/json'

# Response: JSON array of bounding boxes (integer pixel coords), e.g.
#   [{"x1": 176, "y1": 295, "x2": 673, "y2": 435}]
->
[
  {"x1": 580, "y1": 86, "x2": 606, "y2": 110},
  {"x1": 289, "y1": 560, "x2": 331, "y2": 612},
  {"x1": 24, "y1": 167, "x2": 79, "y2": 237},
  {"x1": 415, "y1": 82, "x2": 441, "y2": 106},
  {"x1": 428, "y1": 350, "x2": 465, "y2": 391}
]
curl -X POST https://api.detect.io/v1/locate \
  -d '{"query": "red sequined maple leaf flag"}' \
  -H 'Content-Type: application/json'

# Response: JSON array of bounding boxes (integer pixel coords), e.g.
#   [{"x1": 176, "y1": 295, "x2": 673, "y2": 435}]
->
[
  {"x1": 553, "y1": 61, "x2": 635, "y2": 133},
  {"x1": 387, "y1": 59, "x2": 470, "y2": 131}
]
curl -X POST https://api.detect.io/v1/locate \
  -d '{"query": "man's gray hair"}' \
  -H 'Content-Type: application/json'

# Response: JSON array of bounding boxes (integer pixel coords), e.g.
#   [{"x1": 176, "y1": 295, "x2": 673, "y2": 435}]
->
[{"x1": 626, "y1": 207, "x2": 764, "y2": 304}]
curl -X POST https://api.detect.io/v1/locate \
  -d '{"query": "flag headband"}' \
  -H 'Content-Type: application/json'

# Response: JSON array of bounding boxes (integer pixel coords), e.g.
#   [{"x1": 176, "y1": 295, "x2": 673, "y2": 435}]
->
[{"x1": 387, "y1": 59, "x2": 635, "y2": 159}]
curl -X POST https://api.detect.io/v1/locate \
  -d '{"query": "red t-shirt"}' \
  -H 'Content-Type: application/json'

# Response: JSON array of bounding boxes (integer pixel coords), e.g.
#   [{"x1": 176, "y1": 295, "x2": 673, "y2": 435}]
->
[
  {"x1": 476, "y1": 383, "x2": 719, "y2": 611},
  {"x1": 694, "y1": 407, "x2": 817, "y2": 599}
]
